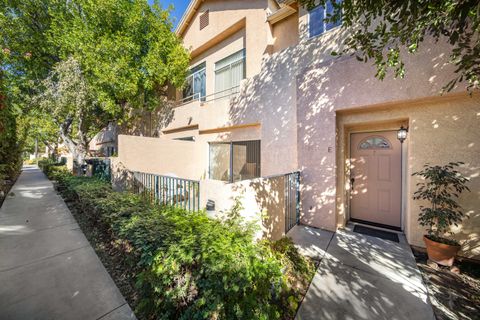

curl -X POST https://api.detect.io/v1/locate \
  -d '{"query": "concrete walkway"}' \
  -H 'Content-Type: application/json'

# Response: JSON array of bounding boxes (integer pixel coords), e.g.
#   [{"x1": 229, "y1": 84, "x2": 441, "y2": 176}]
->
[
  {"x1": 0, "y1": 166, "x2": 135, "y2": 320},
  {"x1": 290, "y1": 225, "x2": 435, "y2": 320}
]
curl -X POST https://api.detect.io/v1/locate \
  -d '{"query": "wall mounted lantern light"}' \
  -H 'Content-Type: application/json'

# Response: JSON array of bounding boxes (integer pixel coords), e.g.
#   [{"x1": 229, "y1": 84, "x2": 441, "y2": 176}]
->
[{"x1": 397, "y1": 125, "x2": 408, "y2": 143}]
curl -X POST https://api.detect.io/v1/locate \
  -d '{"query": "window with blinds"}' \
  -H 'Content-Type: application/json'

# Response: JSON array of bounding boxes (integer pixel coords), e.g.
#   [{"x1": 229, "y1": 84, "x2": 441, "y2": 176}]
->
[
  {"x1": 209, "y1": 140, "x2": 261, "y2": 182},
  {"x1": 214, "y1": 49, "x2": 245, "y2": 98}
]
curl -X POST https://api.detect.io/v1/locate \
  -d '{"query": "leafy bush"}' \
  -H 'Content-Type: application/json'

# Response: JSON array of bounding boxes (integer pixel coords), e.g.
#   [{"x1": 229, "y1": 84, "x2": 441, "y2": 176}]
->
[
  {"x1": 413, "y1": 162, "x2": 471, "y2": 245},
  {"x1": 0, "y1": 102, "x2": 22, "y2": 181},
  {"x1": 38, "y1": 159, "x2": 59, "y2": 175},
  {"x1": 40, "y1": 163, "x2": 315, "y2": 319}
]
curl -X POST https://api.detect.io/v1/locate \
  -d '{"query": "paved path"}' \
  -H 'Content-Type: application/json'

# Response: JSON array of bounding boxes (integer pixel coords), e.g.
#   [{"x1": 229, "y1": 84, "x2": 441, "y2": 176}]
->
[
  {"x1": 290, "y1": 225, "x2": 435, "y2": 320},
  {"x1": 0, "y1": 166, "x2": 135, "y2": 320}
]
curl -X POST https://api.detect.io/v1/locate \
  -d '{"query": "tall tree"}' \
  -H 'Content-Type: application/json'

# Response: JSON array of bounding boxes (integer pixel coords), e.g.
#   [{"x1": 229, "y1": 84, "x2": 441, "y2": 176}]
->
[
  {"x1": 299, "y1": 0, "x2": 480, "y2": 91},
  {"x1": 1, "y1": 0, "x2": 189, "y2": 165},
  {"x1": 48, "y1": 0, "x2": 189, "y2": 116},
  {"x1": 33, "y1": 57, "x2": 103, "y2": 166},
  {"x1": 0, "y1": 57, "x2": 21, "y2": 180}
]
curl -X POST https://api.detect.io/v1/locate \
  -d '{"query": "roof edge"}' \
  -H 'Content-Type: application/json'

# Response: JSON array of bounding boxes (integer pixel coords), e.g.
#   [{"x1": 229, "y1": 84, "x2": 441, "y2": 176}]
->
[
  {"x1": 175, "y1": 0, "x2": 202, "y2": 36},
  {"x1": 175, "y1": 0, "x2": 298, "y2": 37}
]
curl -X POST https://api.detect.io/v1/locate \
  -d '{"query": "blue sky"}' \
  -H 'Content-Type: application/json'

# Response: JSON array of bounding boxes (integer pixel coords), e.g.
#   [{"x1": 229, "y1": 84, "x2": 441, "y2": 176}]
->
[{"x1": 148, "y1": 0, "x2": 190, "y2": 28}]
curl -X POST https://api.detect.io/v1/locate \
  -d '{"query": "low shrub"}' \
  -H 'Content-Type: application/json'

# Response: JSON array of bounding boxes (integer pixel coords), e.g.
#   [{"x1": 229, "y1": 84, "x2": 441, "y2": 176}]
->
[
  {"x1": 40, "y1": 162, "x2": 315, "y2": 319},
  {"x1": 38, "y1": 159, "x2": 63, "y2": 176}
]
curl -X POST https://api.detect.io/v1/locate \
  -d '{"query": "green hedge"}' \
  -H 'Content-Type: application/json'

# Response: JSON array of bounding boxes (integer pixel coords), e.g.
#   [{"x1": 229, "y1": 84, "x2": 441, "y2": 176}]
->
[
  {"x1": 42, "y1": 164, "x2": 315, "y2": 320},
  {"x1": 0, "y1": 101, "x2": 22, "y2": 181}
]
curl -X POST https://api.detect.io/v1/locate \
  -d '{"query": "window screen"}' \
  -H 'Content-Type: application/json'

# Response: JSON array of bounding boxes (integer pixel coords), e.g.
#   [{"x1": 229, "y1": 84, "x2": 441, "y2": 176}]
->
[
  {"x1": 209, "y1": 140, "x2": 261, "y2": 182},
  {"x1": 309, "y1": 0, "x2": 342, "y2": 38},
  {"x1": 209, "y1": 143, "x2": 231, "y2": 182}
]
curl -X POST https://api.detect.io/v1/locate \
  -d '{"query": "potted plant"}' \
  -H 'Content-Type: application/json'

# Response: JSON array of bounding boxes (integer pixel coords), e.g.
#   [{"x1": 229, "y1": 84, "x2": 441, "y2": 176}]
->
[{"x1": 413, "y1": 162, "x2": 470, "y2": 266}]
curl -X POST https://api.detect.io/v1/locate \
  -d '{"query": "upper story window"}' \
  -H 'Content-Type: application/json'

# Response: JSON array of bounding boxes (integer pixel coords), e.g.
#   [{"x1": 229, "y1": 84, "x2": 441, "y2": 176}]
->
[
  {"x1": 309, "y1": 0, "x2": 342, "y2": 38},
  {"x1": 183, "y1": 62, "x2": 206, "y2": 102},
  {"x1": 214, "y1": 49, "x2": 246, "y2": 98},
  {"x1": 199, "y1": 10, "x2": 209, "y2": 30}
]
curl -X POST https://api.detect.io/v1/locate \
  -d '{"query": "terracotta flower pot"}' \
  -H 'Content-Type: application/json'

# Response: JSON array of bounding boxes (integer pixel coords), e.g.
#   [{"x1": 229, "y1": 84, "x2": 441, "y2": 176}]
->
[{"x1": 423, "y1": 235, "x2": 460, "y2": 267}]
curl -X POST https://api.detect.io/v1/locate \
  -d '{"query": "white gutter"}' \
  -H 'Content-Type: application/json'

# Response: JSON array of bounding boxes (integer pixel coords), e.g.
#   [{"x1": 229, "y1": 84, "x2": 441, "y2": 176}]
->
[
  {"x1": 175, "y1": 0, "x2": 202, "y2": 36},
  {"x1": 267, "y1": 5, "x2": 297, "y2": 24}
]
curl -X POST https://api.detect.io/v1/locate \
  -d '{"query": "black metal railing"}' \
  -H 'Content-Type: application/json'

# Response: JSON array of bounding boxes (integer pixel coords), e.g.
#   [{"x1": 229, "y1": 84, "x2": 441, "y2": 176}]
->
[
  {"x1": 285, "y1": 171, "x2": 300, "y2": 233},
  {"x1": 87, "y1": 158, "x2": 111, "y2": 182},
  {"x1": 132, "y1": 171, "x2": 200, "y2": 211}
]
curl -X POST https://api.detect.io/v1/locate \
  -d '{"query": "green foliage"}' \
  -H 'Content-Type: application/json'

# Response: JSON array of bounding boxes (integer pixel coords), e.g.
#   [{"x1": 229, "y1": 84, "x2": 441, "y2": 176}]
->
[
  {"x1": 413, "y1": 162, "x2": 470, "y2": 245},
  {"x1": 298, "y1": 0, "x2": 480, "y2": 91},
  {"x1": 0, "y1": 78, "x2": 21, "y2": 180},
  {"x1": 34, "y1": 57, "x2": 104, "y2": 162},
  {"x1": 38, "y1": 159, "x2": 67, "y2": 177},
  {"x1": 40, "y1": 163, "x2": 315, "y2": 319},
  {"x1": 48, "y1": 0, "x2": 190, "y2": 114},
  {"x1": 1, "y1": 0, "x2": 190, "y2": 158}
]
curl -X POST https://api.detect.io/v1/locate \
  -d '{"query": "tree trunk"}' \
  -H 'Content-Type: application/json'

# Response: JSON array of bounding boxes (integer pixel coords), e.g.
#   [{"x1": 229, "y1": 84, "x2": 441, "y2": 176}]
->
[{"x1": 59, "y1": 117, "x2": 87, "y2": 175}]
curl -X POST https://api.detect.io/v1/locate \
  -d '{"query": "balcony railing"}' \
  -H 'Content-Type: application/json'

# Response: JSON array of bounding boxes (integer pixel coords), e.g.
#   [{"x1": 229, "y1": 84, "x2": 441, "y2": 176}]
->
[
  {"x1": 177, "y1": 86, "x2": 240, "y2": 107},
  {"x1": 178, "y1": 92, "x2": 201, "y2": 106},
  {"x1": 132, "y1": 171, "x2": 200, "y2": 211}
]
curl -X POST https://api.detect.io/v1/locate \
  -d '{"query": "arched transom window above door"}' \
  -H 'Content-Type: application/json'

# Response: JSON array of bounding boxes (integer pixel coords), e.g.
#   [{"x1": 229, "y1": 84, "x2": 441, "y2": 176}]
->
[{"x1": 358, "y1": 136, "x2": 392, "y2": 150}]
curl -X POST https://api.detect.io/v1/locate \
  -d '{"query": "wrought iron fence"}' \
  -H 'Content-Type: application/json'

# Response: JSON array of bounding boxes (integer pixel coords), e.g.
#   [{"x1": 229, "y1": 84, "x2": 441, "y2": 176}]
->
[
  {"x1": 132, "y1": 171, "x2": 200, "y2": 211},
  {"x1": 89, "y1": 158, "x2": 111, "y2": 182},
  {"x1": 285, "y1": 171, "x2": 300, "y2": 233}
]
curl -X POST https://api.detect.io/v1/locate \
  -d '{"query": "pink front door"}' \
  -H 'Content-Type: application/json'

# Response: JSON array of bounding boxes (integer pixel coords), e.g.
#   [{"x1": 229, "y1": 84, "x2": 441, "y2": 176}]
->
[{"x1": 350, "y1": 131, "x2": 402, "y2": 228}]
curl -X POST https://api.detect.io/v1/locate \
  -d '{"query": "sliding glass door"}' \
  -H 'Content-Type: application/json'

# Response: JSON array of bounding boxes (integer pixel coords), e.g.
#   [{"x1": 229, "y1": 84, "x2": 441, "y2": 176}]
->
[{"x1": 209, "y1": 140, "x2": 260, "y2": 182}]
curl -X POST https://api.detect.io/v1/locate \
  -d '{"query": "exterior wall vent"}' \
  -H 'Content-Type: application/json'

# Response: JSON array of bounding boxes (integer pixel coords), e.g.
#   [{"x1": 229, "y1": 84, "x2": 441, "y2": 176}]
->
[{"x1": 199, "y1": 10, "x2": 209, "y2": 30}]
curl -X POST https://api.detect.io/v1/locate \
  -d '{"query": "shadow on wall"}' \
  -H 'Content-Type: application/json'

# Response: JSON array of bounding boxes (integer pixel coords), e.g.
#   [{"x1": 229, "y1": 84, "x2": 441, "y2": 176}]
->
[
  {"x1": 118, "y1": 100, "x2": 176, "y2": 138},
  {"x1": 226, "y1": 16, "x2": 476, "y2": 240},
  {"x1": 406, "y1": 101, "x2": 480, "y2": 257},
  {"x1": 457, "y1": 162, "x2": 480, "y2": 256},
  {"x1": 248, "y1": 175, "x2": 285, "y2": 240},
  {"x1": 224, "y1": 24, "x2": 351, "y2": 229},
  {"x1": 205, "y1": 175, "x2": 286, "y2": 241},
  {"x1": 110, "y1": 158, "x2": 135, "y2": 192}
]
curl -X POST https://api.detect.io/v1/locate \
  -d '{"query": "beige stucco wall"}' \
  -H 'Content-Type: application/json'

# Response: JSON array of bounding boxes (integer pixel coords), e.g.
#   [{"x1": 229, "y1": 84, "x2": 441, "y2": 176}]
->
[
  {"x1": 335, "y1": 95, "x2": 480, "y2": 258},
  {"x1": 201, "y1": 175, "x2": 286, "y2": 240},
  {"x1": 211, "y1": 8, "x2": 479, "y2": 257},
  {"x1": 117, "y1": 135, "x2": 203, "y2": 180},
  {"x1": 180, "y1": 0, "x2": 270, "y2": 80},
  {"x1": 271, "y1": 10, "x2": 299, "y2": 53},
  {"x1": 120, "y1": 124, "x2": 261, "y2": 181},
  {"x1": 289, "y1": 28, "x2": 479, "y2": 256},
  {"x1": 116, "y1": 132, "x2": 287, "y2": 241},
  {"x1": 295, "y1": 36, "x2": 464, "y2": 228}
]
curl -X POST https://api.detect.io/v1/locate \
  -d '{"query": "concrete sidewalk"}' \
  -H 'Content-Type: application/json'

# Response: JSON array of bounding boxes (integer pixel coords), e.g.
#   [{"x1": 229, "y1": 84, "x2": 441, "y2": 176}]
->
[
  {"x1": 0, "y1": 166, "x2": 135, "y2": 320},
  {"x1": 292, "y1": 225, "x2": 435, "y2": 320}
]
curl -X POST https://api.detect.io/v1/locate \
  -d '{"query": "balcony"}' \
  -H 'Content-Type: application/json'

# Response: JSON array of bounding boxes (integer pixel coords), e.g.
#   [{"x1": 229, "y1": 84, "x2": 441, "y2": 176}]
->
[{"x1": 165, "y1": 86, "x2": 241, "y2": 134}]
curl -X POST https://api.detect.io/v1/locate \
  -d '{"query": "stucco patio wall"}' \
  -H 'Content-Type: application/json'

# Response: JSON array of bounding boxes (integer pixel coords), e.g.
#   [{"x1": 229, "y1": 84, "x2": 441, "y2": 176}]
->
[
  {"x1": 200, "y1": 175, "x2": 287, "y2": 241},
  {"x1": 111, "y1": 150, "x2": 288, "y2": 241},
  {"x1": 117, "y1": 135, "x2": 202, "y2": 180}
]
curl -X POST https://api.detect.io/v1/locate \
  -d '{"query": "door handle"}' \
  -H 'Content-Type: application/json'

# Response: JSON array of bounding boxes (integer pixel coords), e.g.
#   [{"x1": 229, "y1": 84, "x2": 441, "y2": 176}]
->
[{"x1": 350, "y1": 177, "x2": 355, "y2": 186}]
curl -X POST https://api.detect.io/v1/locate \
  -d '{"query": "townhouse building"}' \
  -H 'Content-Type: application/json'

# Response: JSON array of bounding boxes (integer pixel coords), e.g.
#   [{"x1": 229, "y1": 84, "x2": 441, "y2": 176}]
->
[{"x1": 114, "y1": 0, "x2": 480, "y2": 258}]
